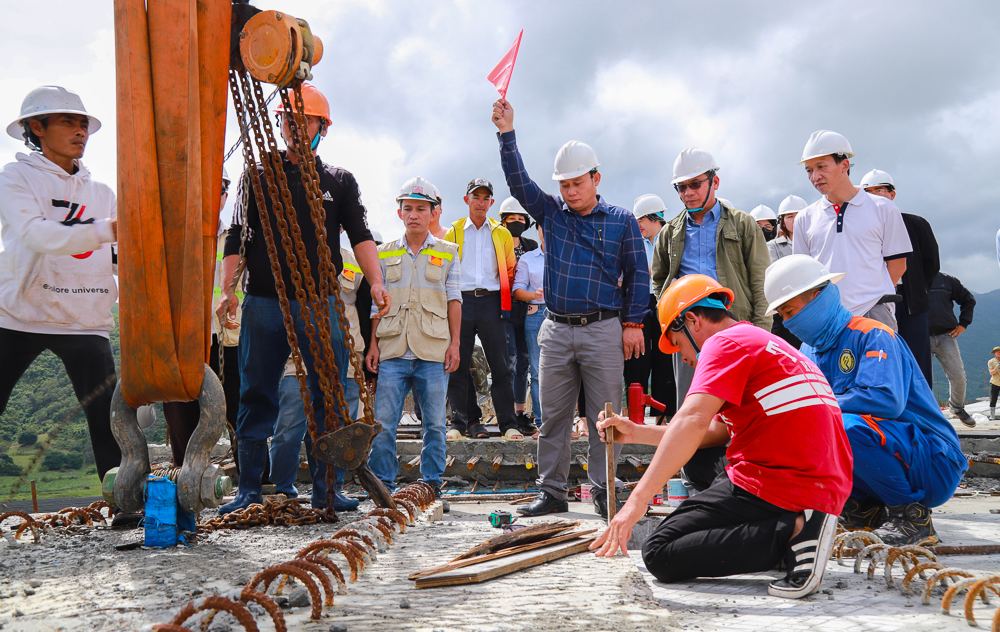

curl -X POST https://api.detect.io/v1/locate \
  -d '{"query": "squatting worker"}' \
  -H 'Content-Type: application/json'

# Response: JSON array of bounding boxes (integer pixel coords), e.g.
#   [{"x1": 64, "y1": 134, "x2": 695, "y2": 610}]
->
[
  {"x1": 492, "y1": 98, "x2": 650, "y2": 520},
  {"x1": 217, "y1": 82, "x2": 389, "y2": 515},
  {"x1": 366, "y1": 177, "x2": 462, "y2": 502},
  {"x1": 0, "y1": 86, "x2": 122, "y2": 487},
  {"x1": 591, "y1": 275, "x2": 852, "y2": 600},
  {"x1": 793, "y1": 131, "x2": 911, "y2": 330},
  {"x1": 768, "y1": 255, "x2": 966, "y2": 545},
  {"x1": 767, "y1": 195, "x2": 808, "y2": 349},
  {"x1": 651, "y1": 147, "x2": 771, "y2": 493}
]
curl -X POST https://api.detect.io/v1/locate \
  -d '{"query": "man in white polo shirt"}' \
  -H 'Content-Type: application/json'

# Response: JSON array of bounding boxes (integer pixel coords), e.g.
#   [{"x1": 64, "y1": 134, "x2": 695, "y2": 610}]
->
[{"x1": 792, "y1": 131, "x2": 911, "y2": 330}]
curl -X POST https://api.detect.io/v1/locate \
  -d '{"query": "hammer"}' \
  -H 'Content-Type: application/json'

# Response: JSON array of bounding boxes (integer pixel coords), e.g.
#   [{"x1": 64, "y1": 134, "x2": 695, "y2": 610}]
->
[{"x1": 605, "y1": 402, "x2": 616, "y2": 523}]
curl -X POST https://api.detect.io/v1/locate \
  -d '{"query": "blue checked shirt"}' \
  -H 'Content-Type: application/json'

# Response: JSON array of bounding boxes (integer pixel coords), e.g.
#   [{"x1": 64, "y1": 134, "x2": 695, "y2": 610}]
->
[
  {"x1": 677, "y1": 201, "x2": 721, "y2": 280},
  {"x1": 498, "y1": 131, "x2": 649, "y2": 323}
]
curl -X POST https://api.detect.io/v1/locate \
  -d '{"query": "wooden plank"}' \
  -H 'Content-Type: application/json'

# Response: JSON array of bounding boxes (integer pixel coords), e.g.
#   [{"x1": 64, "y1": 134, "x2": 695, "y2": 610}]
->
[
  {"x1": 450, "y1": 520, "x2": 579, "y2": 562},
  {"x1": 415, "y1": 537, "x2": 596, "y2": 588},
  {"x1": 408, "y1": 529, "x2": 597, "y2": 580},
  {"x1": 605, "y1": 402, "x2": 616, "y2": 523}
]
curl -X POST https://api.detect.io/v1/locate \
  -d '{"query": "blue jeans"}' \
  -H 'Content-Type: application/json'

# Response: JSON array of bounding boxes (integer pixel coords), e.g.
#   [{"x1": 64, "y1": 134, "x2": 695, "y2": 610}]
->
[
  {"x1": 270, "y1": 375, "x2": 359, "y2": 495},
  {"x1": 523, "y1": 308, "x2": 546, "y2": 424},
  {"x1": 239, "y1": 295, "x2": 349, "y2": 502},
  {"x1": 369, "y1": 357, "x2": 449, "y2": 490},
  {"x1": 506, "y1": 321, "x2": 530, "y2": 404}
]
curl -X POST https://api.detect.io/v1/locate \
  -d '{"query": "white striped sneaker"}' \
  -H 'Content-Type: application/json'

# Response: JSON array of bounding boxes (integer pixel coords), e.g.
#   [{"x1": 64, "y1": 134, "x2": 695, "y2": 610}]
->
[{"x1": 768, "y1": 509, "x2": 838, "y2": 599}]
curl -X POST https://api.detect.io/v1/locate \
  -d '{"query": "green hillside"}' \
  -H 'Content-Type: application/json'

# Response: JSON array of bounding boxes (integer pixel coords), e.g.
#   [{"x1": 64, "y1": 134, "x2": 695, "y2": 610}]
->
[{"x1": 933, "y1": 288, "x2": 1000, "y2": 404}]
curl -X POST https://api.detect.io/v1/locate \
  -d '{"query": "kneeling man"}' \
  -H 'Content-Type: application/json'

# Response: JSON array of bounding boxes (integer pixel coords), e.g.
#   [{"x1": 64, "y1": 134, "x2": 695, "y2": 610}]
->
[
  {"x1": 768, "y1": 255, "x2": 967, "y2": 544},
  {"x1": 592, "y1": 275, "x2": 852, "y2": 599}
]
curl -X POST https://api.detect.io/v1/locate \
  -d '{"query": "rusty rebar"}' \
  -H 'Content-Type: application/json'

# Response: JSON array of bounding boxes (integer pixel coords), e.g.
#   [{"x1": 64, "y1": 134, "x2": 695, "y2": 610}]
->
[
  {"x1": 405, "y1": 456, "x2": 420, "y2": 470},
  {"x1": 467, "y1": 455, "x2": 481, "y2": 469},
  {"x1": 30, "y1": 481, "x2": 37, "y2": 514},
  {"x1": 625, "y1": 456, "x2": 644, "y2": 472},
  {"x1": 492, "y1": 455, "x2": 503, "y2": 470},
  {"x1": 575, "y1": 455, "x2": 588, "y2": 471}
]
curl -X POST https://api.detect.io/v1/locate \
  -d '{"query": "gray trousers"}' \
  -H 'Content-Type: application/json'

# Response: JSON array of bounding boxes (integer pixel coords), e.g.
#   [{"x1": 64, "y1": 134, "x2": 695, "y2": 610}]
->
[
  {"x1": 863, "y1": 303, "x2": 897, "y2": 331},
  {"x1": 536, "y1": 317, "x2": 623, "y2": 499},
  {"x1": 930, "y1": 334, "x2": 967, "y2": 412}
]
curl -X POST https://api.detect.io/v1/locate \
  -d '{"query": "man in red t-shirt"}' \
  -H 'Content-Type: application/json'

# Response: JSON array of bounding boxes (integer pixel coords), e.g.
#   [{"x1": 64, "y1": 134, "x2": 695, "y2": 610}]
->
[{"x1": 590, "y1": 275, "x2": 853, "y2": 599}]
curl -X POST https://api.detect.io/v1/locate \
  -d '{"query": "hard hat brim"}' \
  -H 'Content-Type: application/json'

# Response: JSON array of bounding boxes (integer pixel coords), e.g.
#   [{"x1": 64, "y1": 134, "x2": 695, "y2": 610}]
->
[
  {"x1": 764, "y1": 271, "x2": 846, "y2": 316},
  {"x1": 797, "y1": 151, "x2": 855, "y2": 165},
  {"x1": 6, "y1": 111, "x2": 102, "y2": 141},
  {"x1": 396, "y1": 193, "x2": 438, "y2": 206},
  {"x1": 658, "y1": 331, "x2": 679, "y2": 354},
  {"x1": 670, "y1": 167, "x2": 719, "y2": 186},
  {"x1": 552, "y1": 166, "x2": 599, "y2": 181}
]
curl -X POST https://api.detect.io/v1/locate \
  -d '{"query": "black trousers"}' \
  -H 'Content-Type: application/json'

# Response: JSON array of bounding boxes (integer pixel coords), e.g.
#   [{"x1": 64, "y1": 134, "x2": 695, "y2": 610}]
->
[
  {"x1": 0, "y1": 327, "x2": 121, "y2": 481},
  {"x1": 162, "y1": 337, "x2": 240, "y2": 466},
  {"x1": 990, "y1": 383, "x2": 999, "y2": 408},
  {"x1": 642, "y1": 474, "x2": 797, "y2": 582},
  {"x1": 623, "y1": 295, "x2": 676, "y2": 416},
  {"x1": 896, "y1": 301, "x2": 932, "y2": 386},
  {"x1": 447, "y1": 293, "x2": 516, "y2": 434}
]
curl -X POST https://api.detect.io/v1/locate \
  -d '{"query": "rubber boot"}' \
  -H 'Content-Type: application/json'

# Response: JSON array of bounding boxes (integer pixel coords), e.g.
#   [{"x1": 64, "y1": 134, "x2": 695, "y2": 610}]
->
[
  {"x1": 218, "y1": 440, "x2": 267, "y2": 515},
  {"x1": 991, "y1": 407, "x2": 996, "y2": 421}
]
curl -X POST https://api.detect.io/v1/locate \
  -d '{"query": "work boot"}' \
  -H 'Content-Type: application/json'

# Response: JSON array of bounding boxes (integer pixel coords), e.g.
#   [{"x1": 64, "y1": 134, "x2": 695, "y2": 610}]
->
[
  {"x1": 593, "y1": 488, "x2": 624, "y2": 520},
  {"x1": 429, "y1": 483, "x2": 450, "y2": 514},
  {"x1": 990, "y1": 407, "x2": 996, "y2": 421},
  {"x1": 219, "y1": 440, "x2": 268, "y2": 515},
  {"x1": 872, "y1": 502, "x2": 938, "y2": 545},
  {"x1": 516, "y1": 490, "x2": 568, "y2": 517},
  {"x1": 954, "y1": 409, "x2": 976, "y2": 428},
  {"x1": 515, "y1": 412, "x2": 537, "y2": 435},
  {"x1": 838, "y1": 496, "x2": 887, "y2": 531},
  {"x1": 769, "y1": 509, "x2": 838, "y2": 599},
  {"x1": 308, "y1": 462, "x2": 360, "y2": 512}
]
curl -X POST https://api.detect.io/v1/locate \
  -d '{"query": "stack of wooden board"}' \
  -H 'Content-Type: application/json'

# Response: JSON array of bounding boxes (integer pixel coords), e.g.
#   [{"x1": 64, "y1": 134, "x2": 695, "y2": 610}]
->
[{"x1": 409, "y1": 521, "x2": 597, "y2": 588}]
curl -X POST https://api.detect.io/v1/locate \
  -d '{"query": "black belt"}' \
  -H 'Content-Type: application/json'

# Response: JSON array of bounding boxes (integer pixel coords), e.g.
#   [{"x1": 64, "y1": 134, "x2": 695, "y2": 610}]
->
[
  {"x1": 547, "y1": 309, "x2": 619, "y2": 326},
  {"x1": 462, "y1": 289, "x2": 499, "y2": 297},
  {"x1": 877, "y1": 294, "x2": 902, "y2": 304}
]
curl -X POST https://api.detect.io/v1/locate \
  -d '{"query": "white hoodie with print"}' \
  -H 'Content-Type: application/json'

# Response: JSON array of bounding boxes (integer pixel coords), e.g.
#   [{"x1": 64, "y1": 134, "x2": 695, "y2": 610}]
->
[{"x1": 0, "y1": 151, "x2": 117, "y2": 337}]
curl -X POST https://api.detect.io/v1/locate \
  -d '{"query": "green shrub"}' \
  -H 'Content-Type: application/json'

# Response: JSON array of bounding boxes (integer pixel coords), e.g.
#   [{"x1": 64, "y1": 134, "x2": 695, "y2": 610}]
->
[
  {"x1": 17, "y1": 431, "x2": 37, "y2": 446},
  {"x1": 63, "y1": 452, "x2": 84, "y2": 470},
  {"x1": 0, "y1": 454, "x2": 19, "y2": 476},
  {"x1": 42, "y1": 451, "x2": 67, "y2": 471}
]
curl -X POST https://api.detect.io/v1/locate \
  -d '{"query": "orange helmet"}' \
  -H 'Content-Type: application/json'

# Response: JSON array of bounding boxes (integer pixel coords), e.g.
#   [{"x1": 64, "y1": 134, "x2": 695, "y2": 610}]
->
[
  {"x1": 275, "y1": 82, "x2": 332, "y2": 126},
  {"x1": 657, "y1": 275, "x2": 734, "y2": 354}
]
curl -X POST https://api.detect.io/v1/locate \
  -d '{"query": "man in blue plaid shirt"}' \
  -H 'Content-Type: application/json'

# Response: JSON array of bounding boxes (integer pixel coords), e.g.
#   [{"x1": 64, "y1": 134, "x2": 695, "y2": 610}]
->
[{"x1": 492, "y1": 98, "x2": 649, "y2": 519}]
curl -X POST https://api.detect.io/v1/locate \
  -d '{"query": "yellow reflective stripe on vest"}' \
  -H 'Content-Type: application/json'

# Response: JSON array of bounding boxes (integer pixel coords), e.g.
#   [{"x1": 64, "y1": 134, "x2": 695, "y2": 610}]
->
[
  {"x1": 216, "y1": 251, "x2": 224, "y2": 261},
  {"x1": 378, "y1": 249, "x2": 407, "y2": 259},
  {"x1": 342, "y1": 261, "x2": 362, "y2": 273},
  {"x1": 419, "y1": 248, "x2": 454, "y2": 261}
]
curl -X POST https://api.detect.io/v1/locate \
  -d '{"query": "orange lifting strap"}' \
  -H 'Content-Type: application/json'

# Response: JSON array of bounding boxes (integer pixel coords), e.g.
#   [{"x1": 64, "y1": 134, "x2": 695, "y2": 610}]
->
[{"x1": 114, "y1": 0, "x2": 231, "y2": 407}]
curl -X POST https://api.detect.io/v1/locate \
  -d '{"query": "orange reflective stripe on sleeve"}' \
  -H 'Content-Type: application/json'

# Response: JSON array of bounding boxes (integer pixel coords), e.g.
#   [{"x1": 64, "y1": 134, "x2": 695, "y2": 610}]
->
[
  {"x1": 865, "y1": 350, "x2": 888, "y2": 360},
  {"x1": 847, "y1": 315, "x2": 896, "y2": 337}
]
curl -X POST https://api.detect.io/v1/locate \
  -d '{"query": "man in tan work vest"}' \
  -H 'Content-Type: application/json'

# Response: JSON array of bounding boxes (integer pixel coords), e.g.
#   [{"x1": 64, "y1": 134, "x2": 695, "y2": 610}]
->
[{"x1": 366, "y1": 177, "x2": 462, "y2": 499}]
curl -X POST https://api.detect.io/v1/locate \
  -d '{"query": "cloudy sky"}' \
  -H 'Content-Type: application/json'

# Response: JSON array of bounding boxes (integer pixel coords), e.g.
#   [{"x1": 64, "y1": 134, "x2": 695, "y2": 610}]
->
[{"x1": 2, "y1": 1, "x2": 999, "y2": 291}]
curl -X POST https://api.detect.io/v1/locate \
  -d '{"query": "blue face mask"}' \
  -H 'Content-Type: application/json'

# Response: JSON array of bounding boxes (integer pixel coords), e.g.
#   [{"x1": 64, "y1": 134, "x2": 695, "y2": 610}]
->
[{"x1": 783, "y1": 283, "x2": 852, "y2": 352}]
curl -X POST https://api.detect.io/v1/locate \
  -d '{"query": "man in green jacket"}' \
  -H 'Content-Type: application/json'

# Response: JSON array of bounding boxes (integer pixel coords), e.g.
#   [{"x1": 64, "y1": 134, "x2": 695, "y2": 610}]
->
[{"x1": 651, "y1": 147, "x2": 771, "y2": 491}]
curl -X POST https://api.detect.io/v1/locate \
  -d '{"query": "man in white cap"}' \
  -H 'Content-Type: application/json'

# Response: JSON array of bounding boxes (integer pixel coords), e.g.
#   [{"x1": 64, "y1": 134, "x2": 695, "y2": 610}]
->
[
  {"x1": 0, "y1": 86, "x2": 121, "y2": 486},
  {"x1": 859, "y1": 169, "x2": 939, "y2": 387},
  {"x1": 492, "y1": 98, "x2": 649, "y2": 519},
  {"x1": 792, "y1": 132, "x2": 911, "y2": 330},
  {"x1": 651, "y1": 147, "x2": 771, "y2": 492},
  {"x1": 629, "y1": 194, "x2": 674, "y2": 418}
]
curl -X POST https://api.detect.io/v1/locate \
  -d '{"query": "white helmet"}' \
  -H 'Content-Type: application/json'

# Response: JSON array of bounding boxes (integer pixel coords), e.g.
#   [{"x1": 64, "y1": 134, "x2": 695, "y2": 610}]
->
[
  {"x1": 396, "y1": 177, "x2": 440, "y2": 206},
  {"x1": 799, "y1": 130, "x2": 854, "y2": 164},
  {"x1": 633, "y1": 194, "x2": 667, "y2": 220},
  {"x1": 7, "y1": 85, "x2": 102, "y2": 144},
  {"x1": 749, "y1": 205, "x2": 777, "y2": 222},
  {"x1": 552, "y1": 140, "x2": 600, "y2": 181},
  {"x1": 498, "y1": 196, "x2": 532, "y2": 227},
  {"x1": 222, "y1": 166, "x2": 231, "y2": 186},
  {"x1": 672, "y1": 148, "x2": 719, "y2": 185},
  {"x1": 777, "y1": 194, "x2": 808, "y2": 217},
  {"x1": 764, "y1": 254, "x2": 845, "y2": 315},
  {"x1": 860, "y1": 169, "x2": 895, "y2": 190}
]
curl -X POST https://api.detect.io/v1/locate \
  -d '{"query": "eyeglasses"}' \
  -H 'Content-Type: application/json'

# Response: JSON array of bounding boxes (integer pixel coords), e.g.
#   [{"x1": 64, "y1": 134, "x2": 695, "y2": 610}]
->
[{"x1": 673, "y1": 177, "x2": 710, "y2": 194}]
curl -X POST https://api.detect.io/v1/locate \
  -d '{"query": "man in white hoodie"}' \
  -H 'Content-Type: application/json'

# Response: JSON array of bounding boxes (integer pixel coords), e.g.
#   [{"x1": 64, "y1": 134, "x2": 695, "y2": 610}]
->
[{"x1": 0, "y1": 86, "x2": 120, "y2": 482}]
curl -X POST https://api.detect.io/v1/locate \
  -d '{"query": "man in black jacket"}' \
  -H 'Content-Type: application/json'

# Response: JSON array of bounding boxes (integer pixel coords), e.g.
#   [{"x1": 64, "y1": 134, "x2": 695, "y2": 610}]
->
[
  {"x1": 929, "y1": 272, "x2": 976, "y2": 427},
  {"x1": 861, "y1": 170, "x2": 938, "y2": 385}
]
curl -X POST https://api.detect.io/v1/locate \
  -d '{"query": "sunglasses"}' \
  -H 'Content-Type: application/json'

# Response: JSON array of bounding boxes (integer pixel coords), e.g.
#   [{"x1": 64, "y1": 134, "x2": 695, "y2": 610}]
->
[{"x1": 673, "y1": 177, "x2": 711, "y2": 194}]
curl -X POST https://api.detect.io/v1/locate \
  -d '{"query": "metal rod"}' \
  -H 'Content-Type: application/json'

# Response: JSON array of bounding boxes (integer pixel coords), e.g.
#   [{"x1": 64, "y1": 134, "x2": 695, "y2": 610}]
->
[
  {"x1": 446, "y1": 455, "x2": 456, "y2": 468},
  {"x1": 626, "y1": 455, "x2": 644, "y2": 472},
  {"x1": 492, "y1": 455, "x2": 503, "y2": 470},
  {"x1": 525, "y1": 454, "x2": 535, "y2": 470},
  {"x1": 575, "y1": 455, "x2": 588, "y2": 471},
  {"x1": 467, "y1": 455, "x2": 481, "y2": 469},
  {"x1": 30, "y1": 480, "x2": 38, "y2": 514},
  {"x1": 405, "y1": 456, "x2": 420, "y2": 470},
  {"x1": 605, "y1": 402, "x2": 616, "y2": 523}
]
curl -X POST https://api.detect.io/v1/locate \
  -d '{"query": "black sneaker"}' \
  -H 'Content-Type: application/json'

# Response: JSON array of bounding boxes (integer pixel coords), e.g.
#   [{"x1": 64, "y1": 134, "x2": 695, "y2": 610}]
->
[
  {"x1": 838, "y1": 496, "x2": 887, "y2": 531},
  {"x1": 515, "y1": 412, "x2": 537, "y2": 435},
  {"x1": 872, "y1": 503, "x2": 938, "y2": 545},
  {"x1": 516, "y1": 490, "x2": 568, "y2": 516},
  {"x1": 593, "y1": 489, "x2": 623, "y2": 520},
  {"x1": 954, "y1": 409, "x2": 976, "y2": 428},
  {"x1": 768, "y1": 509, "x2": 837, "y2": 599}
]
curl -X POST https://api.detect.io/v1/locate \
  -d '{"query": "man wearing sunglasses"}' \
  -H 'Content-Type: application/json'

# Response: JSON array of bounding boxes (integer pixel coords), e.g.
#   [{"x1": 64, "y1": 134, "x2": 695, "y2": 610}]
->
[{"x1": 650, "y1": 148, "x2": 771, "y2": 492}]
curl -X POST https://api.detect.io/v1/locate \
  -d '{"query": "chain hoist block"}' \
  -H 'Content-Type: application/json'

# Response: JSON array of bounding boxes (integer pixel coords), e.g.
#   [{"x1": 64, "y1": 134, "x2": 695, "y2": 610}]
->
[
  {"x1": 238, "y1": 9, "x2": 322, "y2": 86},
  {"x1": 313, "y1": 423, "x2": 381, "y2": 470}
]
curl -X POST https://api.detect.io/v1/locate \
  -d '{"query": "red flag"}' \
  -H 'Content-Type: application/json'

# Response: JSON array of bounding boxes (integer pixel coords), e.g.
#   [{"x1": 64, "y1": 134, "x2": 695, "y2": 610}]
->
[{"x1": 487, "y1": 29, "x2": 523, "y2": 99}]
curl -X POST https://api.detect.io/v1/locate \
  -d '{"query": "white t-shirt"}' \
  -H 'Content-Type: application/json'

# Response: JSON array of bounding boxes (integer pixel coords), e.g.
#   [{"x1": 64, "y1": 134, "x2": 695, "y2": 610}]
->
[
  {"x1": 793, "y1": 189, "x2": 911, "y2": 316},
  {"x1": 458, "y1": 218, "x2": 500, "y2": 292}
]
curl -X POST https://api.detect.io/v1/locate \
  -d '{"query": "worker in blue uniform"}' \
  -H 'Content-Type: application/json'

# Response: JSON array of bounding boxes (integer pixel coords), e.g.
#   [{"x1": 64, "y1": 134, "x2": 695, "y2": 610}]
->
[{"x1": 764, "y1": 255, "x2": 967, "y2": 544}]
